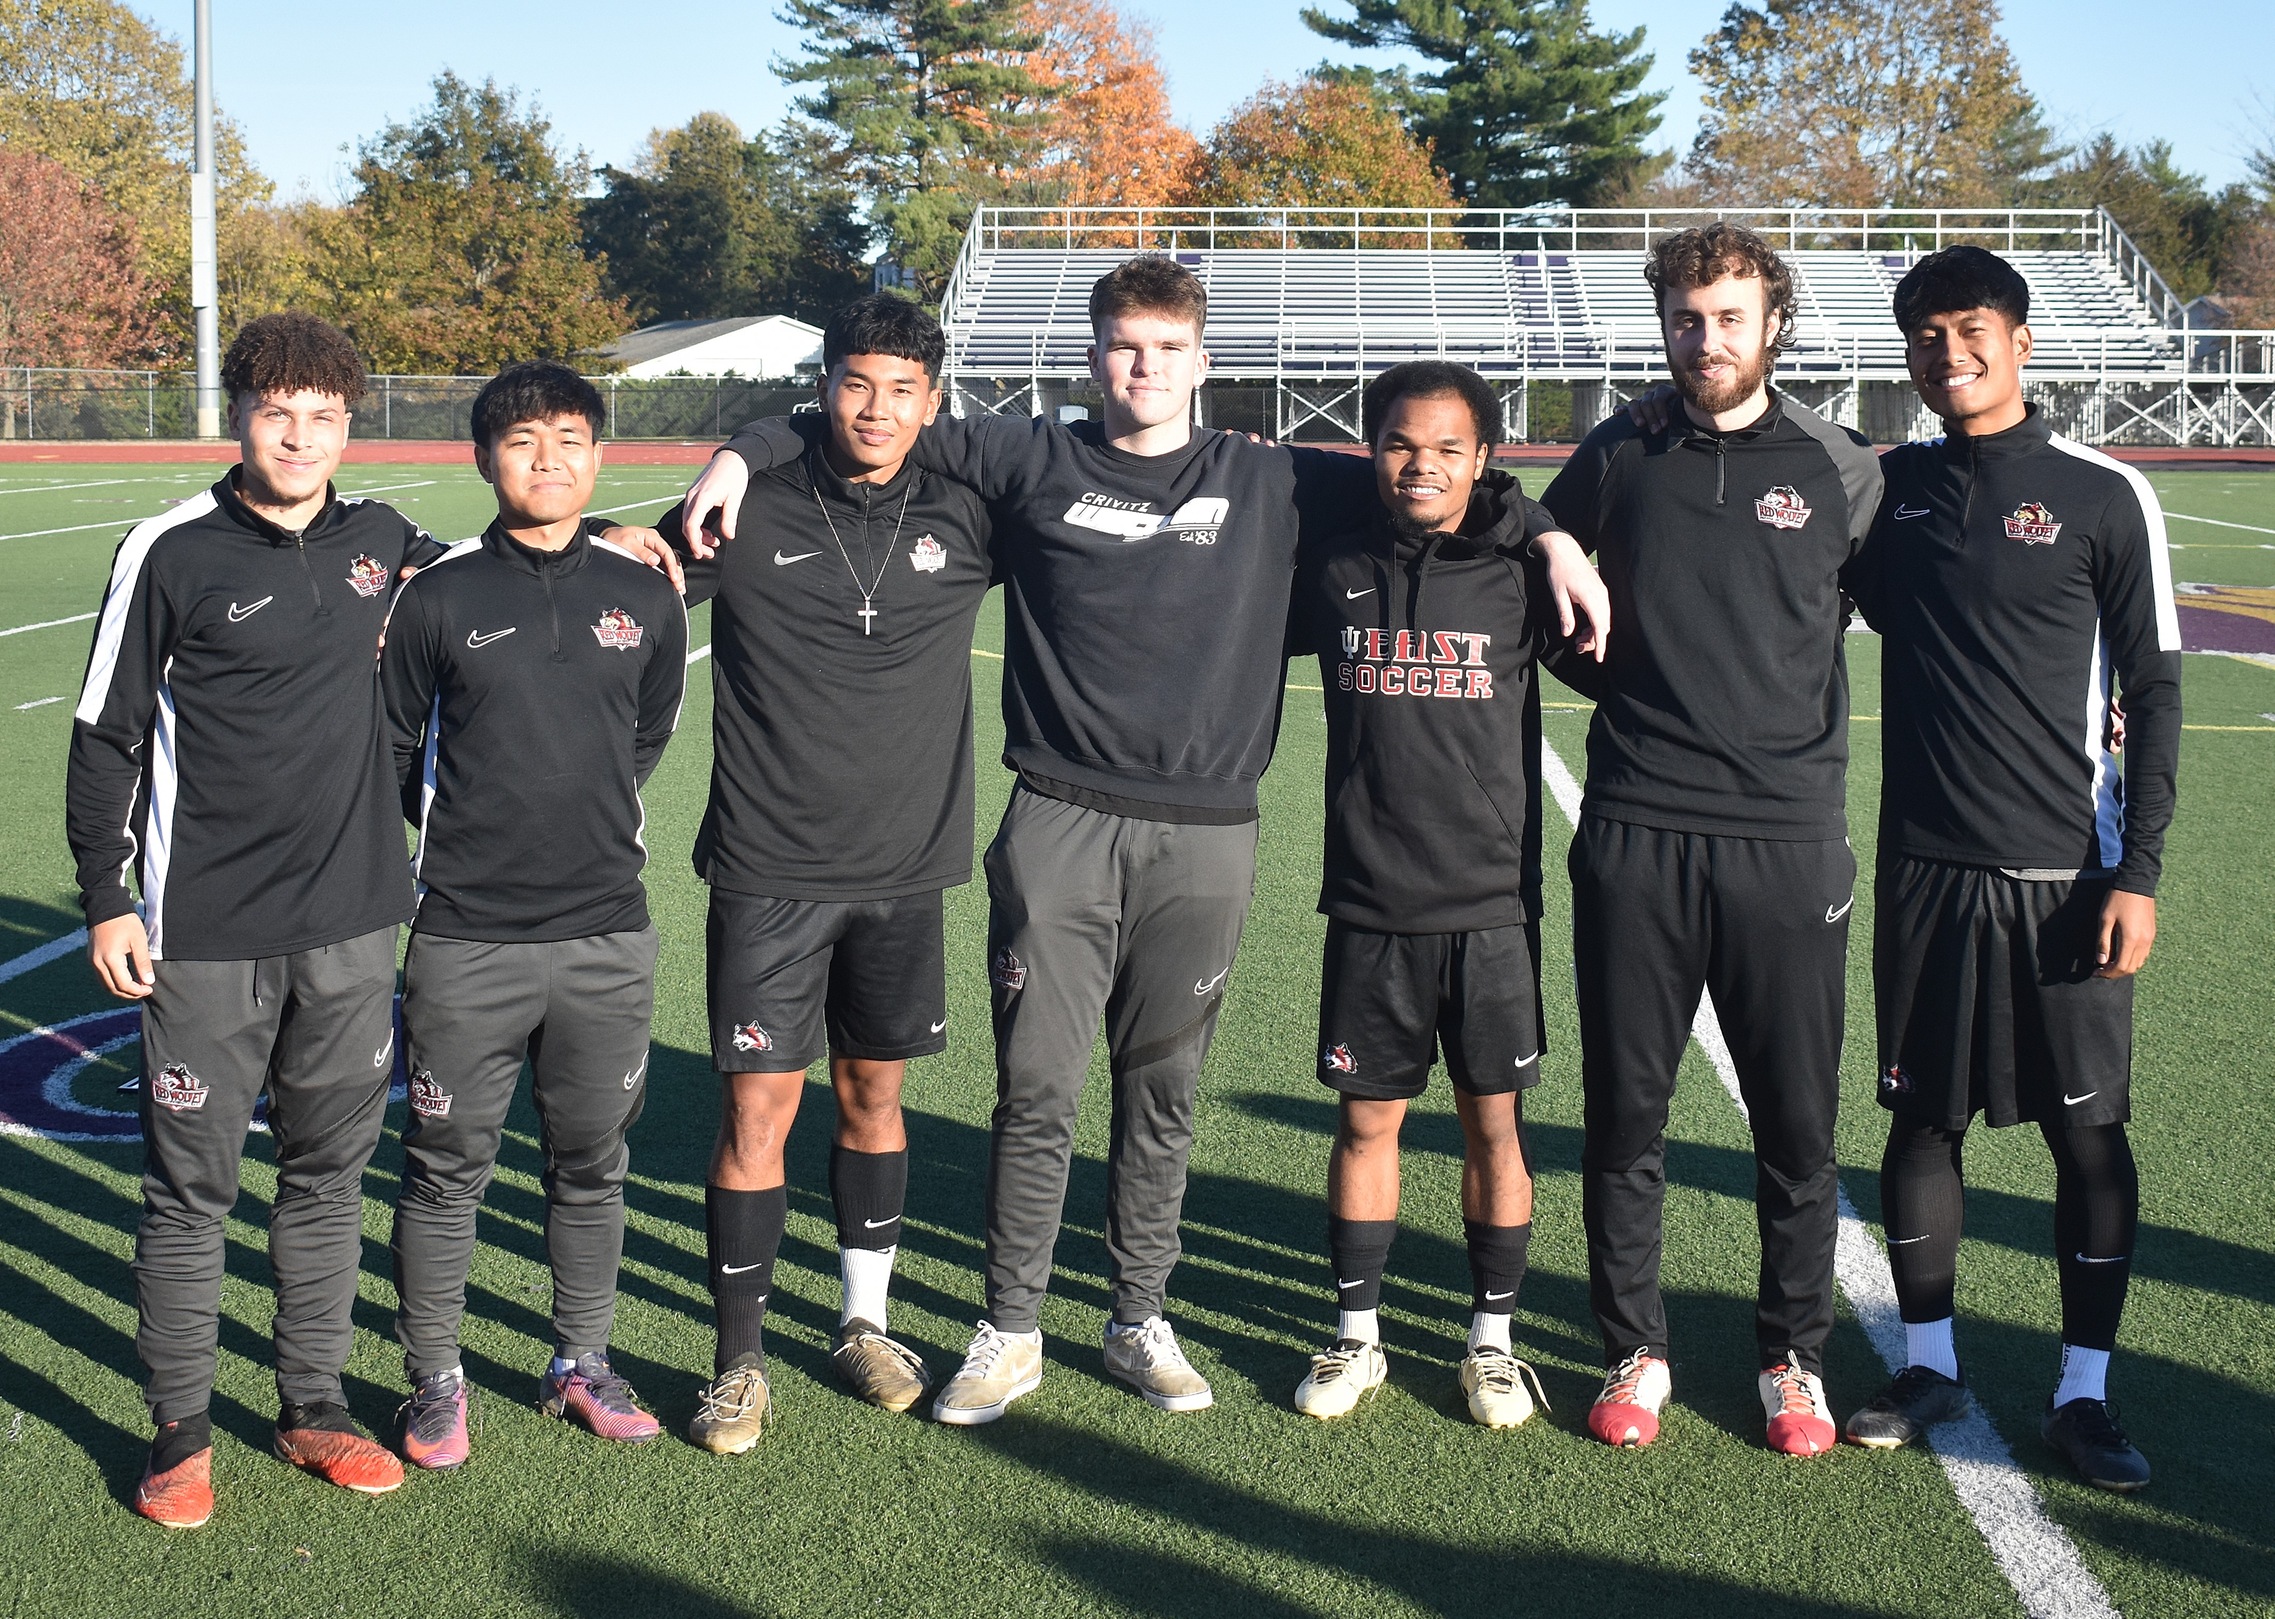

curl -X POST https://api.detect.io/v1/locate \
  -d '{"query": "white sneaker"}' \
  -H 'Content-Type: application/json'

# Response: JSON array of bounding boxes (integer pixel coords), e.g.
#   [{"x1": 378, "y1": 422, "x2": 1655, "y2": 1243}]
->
[
  {"x1": 1102, "y1": 1317, "x2": 1214, "y2": 1412},
  {"x1": 1459, "y1": 1346, "x2": 1550, "y2": 1429},
  {"x1": 1293, "y1": 1338, "x2": 1389, "y2": 1419},
  {"x1": 932, "y1": 1322, "x2": 1043, "y2": 1427}
]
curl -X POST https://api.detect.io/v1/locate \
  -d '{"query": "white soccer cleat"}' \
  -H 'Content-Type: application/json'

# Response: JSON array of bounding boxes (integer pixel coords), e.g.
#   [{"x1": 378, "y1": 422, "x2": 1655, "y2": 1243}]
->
[
  {"x1": 1459, "y1": 1346, "x2": 1550, "y2": 1429},
  {"x1": 1760, "y1": 1361, "x2": 1836, "y2": 1456},
  {"x1": 1293, "y1": 1338, "x2": 1389, "y2": 1419}
]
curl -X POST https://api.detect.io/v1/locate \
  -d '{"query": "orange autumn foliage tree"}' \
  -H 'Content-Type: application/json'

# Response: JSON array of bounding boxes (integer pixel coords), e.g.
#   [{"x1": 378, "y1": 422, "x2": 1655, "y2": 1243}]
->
[
  {"x1": 1006, "y1": 0, "x2": 1199, "y2": 208},
  {"x1": 0, "y1": 146, "x2": 159, "y2": 366},
  {"x1": 1180, "y1": 77, "x2": 1457, "y2": 212}
]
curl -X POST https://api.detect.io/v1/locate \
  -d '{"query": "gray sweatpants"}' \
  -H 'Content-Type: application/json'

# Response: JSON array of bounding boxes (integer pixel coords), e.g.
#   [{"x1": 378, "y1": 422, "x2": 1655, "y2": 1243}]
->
[
  {"x1": 390, "y1": 927, "x2": 657, "y2": 1378},
  {"x1": 982, "y1": 787, "x2": 1258, "y2": 1331},
  {"x1": 135, "y1": 926, "x2": 400, "y2": 1425}
]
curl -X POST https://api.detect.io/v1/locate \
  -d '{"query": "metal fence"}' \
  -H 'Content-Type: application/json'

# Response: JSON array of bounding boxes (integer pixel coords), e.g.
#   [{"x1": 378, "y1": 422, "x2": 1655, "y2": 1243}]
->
[{"x1": 0, "y1": 369, "x2": 819, "y2": 442}]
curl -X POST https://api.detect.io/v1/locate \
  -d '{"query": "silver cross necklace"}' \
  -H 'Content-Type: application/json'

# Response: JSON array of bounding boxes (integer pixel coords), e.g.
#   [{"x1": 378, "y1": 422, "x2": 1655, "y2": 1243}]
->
[{"x1": 809, "y1": 478, "x2": 914, "y2": 635}]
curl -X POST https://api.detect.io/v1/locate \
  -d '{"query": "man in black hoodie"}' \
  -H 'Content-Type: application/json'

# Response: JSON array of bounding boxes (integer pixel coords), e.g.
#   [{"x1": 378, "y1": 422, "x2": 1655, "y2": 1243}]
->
[{"x1": 1283, "y1": 362, "x2": 1596, "y2": 1431}]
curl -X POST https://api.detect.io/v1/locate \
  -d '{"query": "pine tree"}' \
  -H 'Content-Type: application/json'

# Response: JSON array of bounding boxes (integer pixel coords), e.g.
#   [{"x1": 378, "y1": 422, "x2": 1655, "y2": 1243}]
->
[
  {"x1": 1301, "y1": 0, "x2": 1663, "y2": 208},
  {"x1": 775, "y1": 0, "x2": 1051, "y2": 297}
]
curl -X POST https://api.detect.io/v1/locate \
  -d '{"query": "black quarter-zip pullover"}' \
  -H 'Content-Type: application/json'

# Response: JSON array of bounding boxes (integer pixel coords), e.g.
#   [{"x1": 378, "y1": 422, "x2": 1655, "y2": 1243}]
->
[
  {"x1": 1541, "y1": 391, "x2": 1884, "y2": 840},
  {"x1": 67, "y1": 472, "x2": 444, "y2": 959},
  {"x1": 380, "y1": 521, "x2": 688, "y2": 942},
  {"x1": 1288, "y1": 471, "x2": 1561, "y2": 932},
  {"x1": 1846, "y1": 406, "x2": 2181, "y2": 893}
]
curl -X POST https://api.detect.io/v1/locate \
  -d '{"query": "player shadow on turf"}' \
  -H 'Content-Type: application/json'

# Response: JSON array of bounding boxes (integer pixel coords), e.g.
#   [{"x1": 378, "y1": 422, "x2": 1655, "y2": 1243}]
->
[{"x1": 973, "y1": 1416, "x2": 1913, "y2": 1619}]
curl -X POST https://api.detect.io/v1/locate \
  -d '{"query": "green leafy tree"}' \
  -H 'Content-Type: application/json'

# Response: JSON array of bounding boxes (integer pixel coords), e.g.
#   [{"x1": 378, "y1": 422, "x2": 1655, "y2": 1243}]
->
[
  {"x1": 585, "y1": 112, "x2": 869, "y2": 326},
  {"x1": 1686, "y1": 0, "x2": 2039, "y2": 208},
  {"x1": 314, "y1": 73, "x2": 627, "y2": 374},
  {"x1": 2042, "y1": 135, "x2": 2256, "y2": 302},
  {"x1": 774, "y1": 0, "x2": 1051, "y2": 297},
  {"x1": 1301, "y1": 0, "x2": 1662, "y2": 208}
]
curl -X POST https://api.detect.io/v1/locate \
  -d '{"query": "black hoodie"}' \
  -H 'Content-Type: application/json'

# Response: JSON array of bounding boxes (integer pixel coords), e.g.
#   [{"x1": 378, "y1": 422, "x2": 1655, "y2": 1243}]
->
[{"x1": 1287, "y1": 471, "x2": 1561, "y2": 933}]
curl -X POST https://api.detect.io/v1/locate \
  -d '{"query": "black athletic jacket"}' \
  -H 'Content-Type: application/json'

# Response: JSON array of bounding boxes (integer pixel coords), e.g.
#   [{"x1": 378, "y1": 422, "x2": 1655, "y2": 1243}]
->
[
  {"x1": 1846, "y1": 407, "x2": 2182, "y2": 894},
  {"x1": 722, "y1": 414, "x2": 1373, "y2": 822},
  {"x1": 1288, "y1": 471, "x2": 1561, "y2": 933},
  {"x1": 1541, "y1": 391, "x2": 1883, "y2": 840},
  {"x1": 656, "y1": 442, "x2": 995, "y2": 900},
  {"x1": 380, "y1": 523, "x2": 688, "y2": 942},
  {"x1": 67, "y1": 473, "x2": 443, "y2": 960}
]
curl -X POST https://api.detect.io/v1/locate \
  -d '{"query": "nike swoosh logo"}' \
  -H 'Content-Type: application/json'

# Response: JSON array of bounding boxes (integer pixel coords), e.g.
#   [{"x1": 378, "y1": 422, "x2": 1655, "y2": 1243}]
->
[
  {"x1": 467, "y1": 627, "x2": 516, "y2": 648},
  {"x1": 1194, "y1": 968, "x2": 1230, "y2": 996},
  {"x1": 863, "y1": 1216, "x2": 897, "y2": 1229},
  {"x1": 2064, "y1": 1090, "x2": 2099, "y2": 1105},
  {"x1": 1887, "y1": 1234, "x2": 1931, "y2": 1245},
  {"x1": 1894, "y1": 505, "x2": 1932, "y2": 521},
  {"x1": 720, "y1": 1262, "x2": 765, "y2": 1276},
  {"x1": 1826, "y1": 897, "x2": 1854, "y2": 923},
  {"x1": 373, "y1": 1038, "x2": 392, "y2": 1069},
  {"x1": 1512, "y1": 1050, "x2": 1540, "y2": 1067},
  {"x1": 930, "y1": 1019, "x2": 947, "y2": 1034},
  {"x1": 228, "y1": 596, "x2": 273, "y2": 622},
  {"x1": 1336, "y1": 1279, "x2": 1365, "y2": 1290},
  {"x1": 2073, "y1": 1253, "x2": 2127, "y2": 1264},
  {"x1": 1346, "y1": 587, "x2": 1375, "y2": 599},
  {"x1": 775, "y1": 550, "x2": 820, "y2": 566},
  {"x1": 1484, "y1": 1289, "x2": 1514, "y2": 1302},
  {"x1": 623, "y1": 1056, "x2": 647, "y2": 1091}
]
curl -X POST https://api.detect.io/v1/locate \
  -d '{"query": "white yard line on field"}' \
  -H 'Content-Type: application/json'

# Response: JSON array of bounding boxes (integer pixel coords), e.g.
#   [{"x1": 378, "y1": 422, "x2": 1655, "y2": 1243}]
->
[
  {"x1": 687, "y1": 643, "x2": 711, "y2": 665},
  {"x1": 14, "y1": 696, "x2": 66, "y2": 710},
  {"x1": 1537, "y1": 738, "x2": 2121, "y2": 1619},
  {"x1": 0, "y1": 929, "x2": 87, "y2": 985},
  {"x1": 0, "y1": 612, "x2": 95, "y2": 639},
  {"x1": 0, "y1": 478, "x2": 158, "y2": 497},
  {"x1": 335, "y1": 479, "x2": 439, "y2": 498},
  {"x1": 2165, "y1": 511, "x2": 2275, "y2": 536},
  {"x1": 0, "y1": 518, "x2": 150, "y2": 542}
]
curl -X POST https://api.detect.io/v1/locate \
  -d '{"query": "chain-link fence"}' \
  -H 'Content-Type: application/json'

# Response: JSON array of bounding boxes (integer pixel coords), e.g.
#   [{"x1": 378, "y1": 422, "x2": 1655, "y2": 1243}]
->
[{"x1": 0, "y1": 369, "x2": 819, "y2": 442}]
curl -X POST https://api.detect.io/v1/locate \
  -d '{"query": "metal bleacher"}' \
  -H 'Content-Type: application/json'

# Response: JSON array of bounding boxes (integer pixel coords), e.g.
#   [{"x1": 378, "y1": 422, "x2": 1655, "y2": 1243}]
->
[{"x1": 939, "y1": 207, "x2": 2275, "y2": 446}]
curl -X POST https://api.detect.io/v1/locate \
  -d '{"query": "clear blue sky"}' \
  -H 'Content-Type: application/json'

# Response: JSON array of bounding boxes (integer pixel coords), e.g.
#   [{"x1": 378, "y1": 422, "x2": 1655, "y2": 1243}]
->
[{"x1": 185, "y1": 0, "x2": 2271, "y2": 202}]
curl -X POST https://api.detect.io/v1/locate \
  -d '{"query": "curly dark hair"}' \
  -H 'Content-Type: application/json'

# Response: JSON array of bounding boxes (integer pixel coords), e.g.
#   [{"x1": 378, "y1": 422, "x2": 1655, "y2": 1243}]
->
[
  {"x1": 220, "y1": 313, "x2": 368, "y2": 407},
  {"x1": 1644, "y1": 223, "x2": 1799, "y2": 356},
  {"x1": 470, "y1": 361, "x2": 605, "y2": 448},
  {"x1": 1088, "y1": 254, "x2": 1208, "y2": 337},
  {"x1": 1362, "y1": 361, "x2": 1502, "y2": 448}
]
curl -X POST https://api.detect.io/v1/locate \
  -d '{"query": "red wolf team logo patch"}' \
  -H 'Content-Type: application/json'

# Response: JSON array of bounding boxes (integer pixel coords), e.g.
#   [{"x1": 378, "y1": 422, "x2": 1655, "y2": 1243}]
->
[
  {"x1": 731, "y1": 1022, "x2": 773, "y2": 1054},
  {"x1": 151, "y1": 1062, "x2": 209, "y2": 1112},
  {"x1": 2002, "y1": 502, "x2": 2061, "y2": 545},
  {"x1": 909, "y1": 534, "x2": 947, "y2": 574},
  {"x1": 409, "y1": 1070, "x2": 453, "y2": 1118},
  {"x1": 1324, "y1": 1044, "x2": 1358, "y2": 1076},
  {"x1": 1754, "y1": 486, "x2": 1812, "y2": 529},
  {"x1": 991, "y1": 949, "x2": 1027, "y2": 992},
  {"x1": 345, "y1": 555, "x2": 391, "y2": 597},
  {"x1": 1878, "y1": 1063, "x2": 1911, "y2": 1097},
  {"x1": 592, "y1": 608, "x2": 645, "y2": 650}
]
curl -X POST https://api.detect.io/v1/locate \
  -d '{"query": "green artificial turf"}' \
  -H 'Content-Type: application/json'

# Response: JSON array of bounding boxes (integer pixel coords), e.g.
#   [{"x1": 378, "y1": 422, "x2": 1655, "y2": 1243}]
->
[{"x1": 0, "y1": 462, "x2": 2270, "y2": 1617}]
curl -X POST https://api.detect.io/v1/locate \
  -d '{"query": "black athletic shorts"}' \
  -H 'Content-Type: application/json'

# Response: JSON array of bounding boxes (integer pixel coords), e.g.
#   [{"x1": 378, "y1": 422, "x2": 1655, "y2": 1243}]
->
[
  {"x1": 1316, "y1": 918, "x2": 1544, "y2": 1100},
  {"x1": 1874, "y1": 856, "x2": 2133, "y2": 1130},
  {"x1": 705, "y1": 888, "x2": 948, "y2": 1073}
]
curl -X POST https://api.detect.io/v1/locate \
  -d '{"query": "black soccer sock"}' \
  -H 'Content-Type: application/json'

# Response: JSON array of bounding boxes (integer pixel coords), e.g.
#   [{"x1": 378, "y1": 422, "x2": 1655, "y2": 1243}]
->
[
  {"x1": 829, "y1": 1144, "x2": 908, "y2": 1251},
  {"x1": 1326, "y1": 1216, "x2": 1397, "y2": 1316},
  {"x1": 707, "y1": 1183, "x2": 787, "y2": 1374},
  {"x1": 1465, "y1": 1220, "x2": 1532, "y2": 1314},
  {"x1": 149, "y1": 1411, "x2": 212, "y2": 1472},
  {"x1": 1881, "y1": 1118, "x2": 1968, "y2": 1324},
  {"x1": 2043, "y1": 1120, "x2": 2138, "y2": 1352}
]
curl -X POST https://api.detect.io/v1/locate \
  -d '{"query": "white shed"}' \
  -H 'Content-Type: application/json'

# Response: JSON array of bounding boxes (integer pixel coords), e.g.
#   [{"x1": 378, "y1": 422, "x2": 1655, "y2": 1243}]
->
[{"x1": 601, "y1": 315, "x2": 825, "y2": 380}]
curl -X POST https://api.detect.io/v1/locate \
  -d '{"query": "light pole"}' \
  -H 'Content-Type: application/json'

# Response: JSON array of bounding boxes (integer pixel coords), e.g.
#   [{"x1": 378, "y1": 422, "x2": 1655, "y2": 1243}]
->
[{"x1": 190, "y1": 0, "x2": 220, "y2": 439}]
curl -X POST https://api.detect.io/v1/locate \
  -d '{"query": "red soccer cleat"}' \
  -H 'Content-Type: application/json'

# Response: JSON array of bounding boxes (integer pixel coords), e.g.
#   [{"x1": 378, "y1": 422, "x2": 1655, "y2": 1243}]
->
[
  {"x1": 133, "y1": 1447, "x2": 214, "y2": 1530},
  {"x1": 1587, "y1": 1350, "x2": 1672, "y2": 1448},
  {"x1": 398, "y1": 1371, "x2": 471, "y2": 1471},
  {"x1": 274, "y1": 1403, "x2": 405, "y2": 1494},
  {"x1": 538, "y1": 1352, "x2": 661, "y2": 1443},
  {"x1": 1760, "y1": 1362, "x2": 1837, "y2": 1456}
]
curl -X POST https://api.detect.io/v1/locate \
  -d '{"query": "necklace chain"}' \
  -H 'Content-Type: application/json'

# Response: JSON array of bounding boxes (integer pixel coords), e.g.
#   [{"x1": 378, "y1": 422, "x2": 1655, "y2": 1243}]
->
[{"x1": 809, "y1": 477, "x2": 914, "y2": 635}]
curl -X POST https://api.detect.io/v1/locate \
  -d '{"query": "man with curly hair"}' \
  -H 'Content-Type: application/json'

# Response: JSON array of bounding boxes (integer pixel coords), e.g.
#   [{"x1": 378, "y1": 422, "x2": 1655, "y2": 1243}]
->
[
  {"x1": 1540, "y1": 224, "x2": 1883, "y2": 1457},
  {"x1": 68, "y1": 312, "x2": 444, "y2": 1527}
]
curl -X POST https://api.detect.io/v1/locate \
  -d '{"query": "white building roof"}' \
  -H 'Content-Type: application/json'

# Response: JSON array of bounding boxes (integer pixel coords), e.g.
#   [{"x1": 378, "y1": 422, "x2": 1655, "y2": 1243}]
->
[{"x1": 601, "y1": 315, "x2": 825, "y2": 379}]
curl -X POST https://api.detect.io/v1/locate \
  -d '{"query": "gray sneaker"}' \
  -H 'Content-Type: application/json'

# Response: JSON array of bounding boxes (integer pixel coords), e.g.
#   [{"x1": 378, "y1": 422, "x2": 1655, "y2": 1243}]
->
[
  {"x1": 1103, "y1": 1316, "x2": 1213, "y2": 1412},
  {"x1": 933, "y1": 1322, "x2": 1044, "y2": 1427}
]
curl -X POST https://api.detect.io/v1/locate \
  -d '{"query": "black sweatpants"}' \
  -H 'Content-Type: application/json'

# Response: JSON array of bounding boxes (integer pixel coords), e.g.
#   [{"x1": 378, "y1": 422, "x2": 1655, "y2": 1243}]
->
[
  {"x1": 390, "y1": 926, "x2": 657, "y2": 1377},
  {"x1": 1569, "y1": 816, "x2": 1853, "y2": 1373}
]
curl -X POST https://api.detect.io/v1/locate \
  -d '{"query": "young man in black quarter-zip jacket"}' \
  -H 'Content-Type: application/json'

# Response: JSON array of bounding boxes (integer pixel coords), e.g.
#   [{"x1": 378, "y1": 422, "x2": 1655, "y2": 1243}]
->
[
  {"x1": 380, "y1": 363, "x2": 687, "y2": 1468},
  {"x1": 1282, "y1": 362, "x2": 1602, "y2": 1433},
  {"x1": 1837, "y1": 249, "x2": 2177, "y2": 1492},
  {"x1": 1540, "y1": 224, "x2": 1883, "y2": 1458},
  {"x1": 67, "y1": 314, "x2": 440, "y2": 1528}
]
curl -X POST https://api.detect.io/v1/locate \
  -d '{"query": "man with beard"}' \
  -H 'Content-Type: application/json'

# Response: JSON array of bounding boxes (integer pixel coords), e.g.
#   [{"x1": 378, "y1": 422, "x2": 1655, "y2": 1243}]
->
[{"x1": 1540, "y1": 223, "x2": 1882, "y2": 1456}]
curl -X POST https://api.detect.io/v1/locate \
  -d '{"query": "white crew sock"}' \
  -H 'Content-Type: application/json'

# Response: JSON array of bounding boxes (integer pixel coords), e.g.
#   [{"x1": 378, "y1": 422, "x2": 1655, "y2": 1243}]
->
[
  {"x1": 1336, "y1": 1308, "x2": 1380, "y2": 1345},
  {"x1": 1468, "y1": 1312, "x2": 1513, "y2": 1353},
  {"x1": 840, "y1": 1245, "x2": 896, "y2": 1330},
  {"x1": 1906, "y1": 1317, "x2": 1960, "y2": 1381},
  {"x1": 2054, "y1": 1344, "x2": 2110, "y2": 1407}
]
